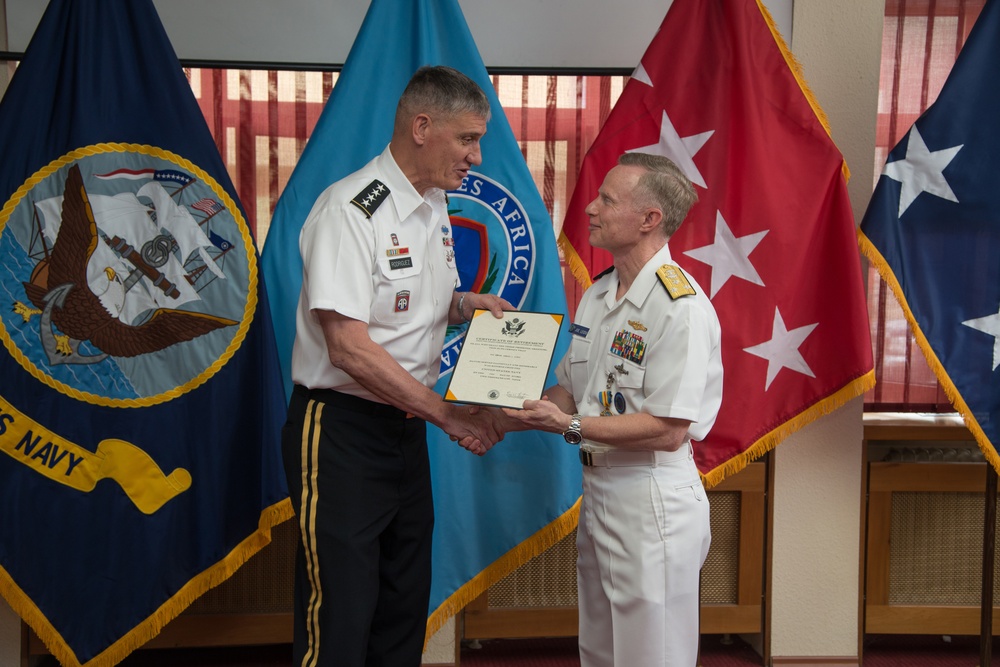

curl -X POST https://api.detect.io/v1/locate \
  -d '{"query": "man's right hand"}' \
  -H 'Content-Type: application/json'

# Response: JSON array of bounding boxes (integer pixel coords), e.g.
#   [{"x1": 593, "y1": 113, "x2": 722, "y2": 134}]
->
[{"x1": 445, "y1": 405, "x2": 506, "y2": 456}]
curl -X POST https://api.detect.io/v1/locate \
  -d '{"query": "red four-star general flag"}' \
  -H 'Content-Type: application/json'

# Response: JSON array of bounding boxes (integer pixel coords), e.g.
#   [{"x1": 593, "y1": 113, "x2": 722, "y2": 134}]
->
[{"x1": 560, "y1": 0, "x2": 875, "y2": 485}]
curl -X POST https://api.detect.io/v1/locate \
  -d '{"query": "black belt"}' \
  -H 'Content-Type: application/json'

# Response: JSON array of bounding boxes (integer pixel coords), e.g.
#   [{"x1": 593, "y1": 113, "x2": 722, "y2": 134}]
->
[{"x1": 294, "y1": 385, "x2": 417, "y2": 419}]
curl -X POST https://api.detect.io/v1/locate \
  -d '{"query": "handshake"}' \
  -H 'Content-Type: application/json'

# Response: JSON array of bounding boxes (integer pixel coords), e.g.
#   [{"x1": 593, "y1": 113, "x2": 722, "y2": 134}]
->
[
  {"x1": 443, "y1": 403, "x2": 516, "y2": 456},
  {"x1": 442, "y1": 393, "x2": 572, "y2": 456},
  {"x1": 439, "y1": 292, "x2": 570, "y2": 454}
]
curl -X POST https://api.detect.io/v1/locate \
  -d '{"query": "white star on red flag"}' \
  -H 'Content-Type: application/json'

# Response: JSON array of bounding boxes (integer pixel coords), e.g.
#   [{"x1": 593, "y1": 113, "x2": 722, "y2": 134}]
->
[
  {"x1": 628, "y1": 110, "x2": 714, "y2": 188},
  {"x1": 560, "y1": 0, "x2": 874, "y2": 485},
  {"x1": 683, "y1": 211, "x2": 768, "y2": 298},
  {"x1": 744, "y1": 308, "x2": 819, "y2": 390}
]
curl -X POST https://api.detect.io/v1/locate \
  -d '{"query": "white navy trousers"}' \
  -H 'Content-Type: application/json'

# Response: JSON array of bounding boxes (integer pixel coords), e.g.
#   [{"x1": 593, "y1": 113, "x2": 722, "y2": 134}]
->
[{"x1": 576, "y1": 443, "x2": 711, "y2": 667}]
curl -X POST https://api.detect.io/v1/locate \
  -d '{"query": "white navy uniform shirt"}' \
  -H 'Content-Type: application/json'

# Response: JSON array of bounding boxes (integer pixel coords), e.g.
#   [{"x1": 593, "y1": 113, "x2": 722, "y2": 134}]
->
[
  {"x1": 556, "y1": 243, "x2": 723, "y2": 452},
  {"x1": 291, "y1": 145, "x2": 459, "y2": 400}
]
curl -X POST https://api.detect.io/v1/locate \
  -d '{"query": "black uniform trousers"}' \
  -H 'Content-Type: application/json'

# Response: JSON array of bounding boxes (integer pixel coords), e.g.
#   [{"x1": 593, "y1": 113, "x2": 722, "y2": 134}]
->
[{"x1": 282, "y1": 385, "x2": 434, "y2": 667}]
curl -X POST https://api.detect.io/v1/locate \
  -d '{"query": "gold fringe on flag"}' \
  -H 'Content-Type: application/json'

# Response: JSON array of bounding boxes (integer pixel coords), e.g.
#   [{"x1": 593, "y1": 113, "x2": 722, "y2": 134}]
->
[
  {"x1": 859, "y1": 230, "x2": 1000, "y2": 474},
  {"x1": 701, "y1": 371, "x2": 875, "y2": 489},
  {"x1": 558, "y1": 231, "x2": 594, "y2": 291},
  {"x1": 685, "y1": 0, "x2": 879, "y2": 490},
  {"x1": 755, "y1": 0, "x2": 852, "y2": 184},
  {"x1": 2, "y1": 498, "x2": 295, "y2": 667},
  {"x1": 425, "y1": 498, "x2": 581, "y2": 644}
]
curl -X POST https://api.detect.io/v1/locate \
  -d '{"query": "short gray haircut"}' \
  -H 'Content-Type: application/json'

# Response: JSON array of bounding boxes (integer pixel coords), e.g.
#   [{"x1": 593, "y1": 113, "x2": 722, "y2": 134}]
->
[
  {"x1": 618, "y1": 152, "x2": 698, "y2": 237},
  {"x1": 395, "y1": 65, "x2": 491, "y2": 129}
]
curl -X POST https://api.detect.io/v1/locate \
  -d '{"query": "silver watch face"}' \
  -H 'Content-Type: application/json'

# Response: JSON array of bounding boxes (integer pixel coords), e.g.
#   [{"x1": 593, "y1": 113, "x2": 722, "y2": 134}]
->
[{"x1": 563, "y1": 430, "x2": 582, "y2": 445}]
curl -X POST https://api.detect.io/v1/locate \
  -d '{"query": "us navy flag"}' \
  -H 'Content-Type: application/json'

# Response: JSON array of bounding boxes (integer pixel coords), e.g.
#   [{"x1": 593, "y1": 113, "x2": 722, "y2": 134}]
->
[
  {"x1": 860, "y1": 0, "x2": 1000, "y2": 469},
  {"x1": 0, "y1": 2, "x2": 291, "y2": 665}
]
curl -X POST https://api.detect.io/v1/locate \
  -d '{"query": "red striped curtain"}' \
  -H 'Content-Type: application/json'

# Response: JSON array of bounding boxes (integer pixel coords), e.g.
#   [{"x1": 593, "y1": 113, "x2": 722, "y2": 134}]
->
[
  {"x1": 184, "y1": 68, "x2": 337, "y2": 246},
  {"x1": 865, "y1": 0, "x2": 985, "y2": 410}
]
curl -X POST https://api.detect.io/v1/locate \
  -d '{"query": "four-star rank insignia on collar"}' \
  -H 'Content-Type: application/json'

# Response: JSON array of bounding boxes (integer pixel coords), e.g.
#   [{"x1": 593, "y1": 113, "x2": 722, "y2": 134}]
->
[
  {"x1": 350, "y1": 179, "x2": 390, "y2": 219},
  {"x1": 656, "y1": 263, "x2": 696, "y2": 300}
]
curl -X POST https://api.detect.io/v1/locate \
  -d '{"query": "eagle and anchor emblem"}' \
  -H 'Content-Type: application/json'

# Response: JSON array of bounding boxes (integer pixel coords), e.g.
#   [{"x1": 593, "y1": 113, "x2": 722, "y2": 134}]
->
[
  {"x1": 14, "y1": 163, "x2": 236, "y2": 366},
  {"x1": 0, "y1": 146, "x2": 255, "y2": 405},
  {"x1": 0, "y1": 146, "x2": 257, "y2": 512}
]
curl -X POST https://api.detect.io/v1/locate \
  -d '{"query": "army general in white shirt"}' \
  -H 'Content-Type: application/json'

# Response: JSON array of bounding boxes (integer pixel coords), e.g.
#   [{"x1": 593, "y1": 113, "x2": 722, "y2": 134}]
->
[{"x1": 284, "y1": 66, "x2": 511, "y2": 667}]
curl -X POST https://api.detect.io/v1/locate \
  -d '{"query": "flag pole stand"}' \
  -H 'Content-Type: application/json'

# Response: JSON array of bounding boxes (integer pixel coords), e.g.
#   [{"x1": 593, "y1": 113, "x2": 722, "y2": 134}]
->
[{"x1": 981, "y1": 463, "x2": 997, "y2": 667}]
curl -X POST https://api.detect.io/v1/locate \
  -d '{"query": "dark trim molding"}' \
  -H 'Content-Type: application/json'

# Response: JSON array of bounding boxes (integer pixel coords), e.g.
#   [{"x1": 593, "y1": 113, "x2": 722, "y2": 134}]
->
[{"x1": 0, "y1": 51, "x2": 632, "y2": 77}]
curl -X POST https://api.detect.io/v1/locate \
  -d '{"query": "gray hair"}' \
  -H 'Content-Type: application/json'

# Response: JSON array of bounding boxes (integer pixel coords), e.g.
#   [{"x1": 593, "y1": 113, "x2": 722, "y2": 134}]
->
[
  {"x1": 618, "y1": 152, "x2": 698, "y2": 237},
  {"x1": 395, "y1": 65, "x2": 491, "y2": 129}
]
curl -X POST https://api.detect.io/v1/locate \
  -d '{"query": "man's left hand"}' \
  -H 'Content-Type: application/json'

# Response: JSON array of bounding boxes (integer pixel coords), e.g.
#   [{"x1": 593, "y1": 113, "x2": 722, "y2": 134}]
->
[{"x1": 467, "y1": 292, "x2": 514, "y2": 319}]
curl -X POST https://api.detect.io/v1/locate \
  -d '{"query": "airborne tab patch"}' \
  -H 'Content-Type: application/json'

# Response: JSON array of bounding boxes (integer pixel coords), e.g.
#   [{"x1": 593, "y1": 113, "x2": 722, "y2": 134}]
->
[
  {"x1": 656, "y1": 264, "x2": 696, "y2": 300},
  {"x1": 350, "y1": 179, "x2": 390, "y2": 219}
]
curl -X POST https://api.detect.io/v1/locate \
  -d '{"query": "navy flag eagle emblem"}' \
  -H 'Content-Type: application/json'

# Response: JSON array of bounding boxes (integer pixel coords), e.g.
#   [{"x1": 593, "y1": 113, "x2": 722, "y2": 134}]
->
[{"x1": 15, "y1": 164, "x2": 237, "y2": 365}]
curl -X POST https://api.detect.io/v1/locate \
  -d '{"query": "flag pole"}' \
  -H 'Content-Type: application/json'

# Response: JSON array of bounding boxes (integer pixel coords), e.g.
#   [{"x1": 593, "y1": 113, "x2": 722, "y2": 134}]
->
[{"x1": 981, "y1": 463, "x2": 997, "y2": 666}]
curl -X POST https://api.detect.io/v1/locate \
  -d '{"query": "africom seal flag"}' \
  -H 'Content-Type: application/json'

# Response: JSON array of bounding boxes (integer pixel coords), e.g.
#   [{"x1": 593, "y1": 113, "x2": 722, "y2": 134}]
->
[
  {"x1": 260, "y1": 0, "x2": 580, "y2": 639},
  {"x1": 0, "y1": 1, "x2": 291, "y2": 665},
  {"x1": 860, "y1": 0, "x2": 1000, "y2": 471},
  {"x1": 560, "y1": 0, "x2": 875, "y2": 486}
]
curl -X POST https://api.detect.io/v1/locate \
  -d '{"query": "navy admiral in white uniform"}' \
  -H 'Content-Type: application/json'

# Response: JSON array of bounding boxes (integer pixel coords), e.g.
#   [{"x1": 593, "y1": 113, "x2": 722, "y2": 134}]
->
[
  {"x1": 283, "y1": 66, "x2": 511, "y2": 667},
  {"x1": 504, "y1": 153, "x2": 722, "y2": 667}
]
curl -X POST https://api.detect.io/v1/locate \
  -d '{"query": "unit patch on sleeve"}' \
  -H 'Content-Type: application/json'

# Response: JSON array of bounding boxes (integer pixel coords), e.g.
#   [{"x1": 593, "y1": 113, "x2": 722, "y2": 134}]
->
[
  {"x1": 656, "y1": 264, "x2": 696, "y2": 299},
  {"x1": 350, "y1": 179, "x2": 390, "y2": 218}
]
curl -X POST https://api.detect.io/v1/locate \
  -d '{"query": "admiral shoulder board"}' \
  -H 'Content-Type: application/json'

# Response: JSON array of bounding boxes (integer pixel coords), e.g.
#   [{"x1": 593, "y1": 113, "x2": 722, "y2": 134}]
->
[
  {"x1": 350, "y1": 179, "x2": 390, "y2": 219},
  {"x1": 656, "y1": 264, "x2": 696, "y2": 299}
]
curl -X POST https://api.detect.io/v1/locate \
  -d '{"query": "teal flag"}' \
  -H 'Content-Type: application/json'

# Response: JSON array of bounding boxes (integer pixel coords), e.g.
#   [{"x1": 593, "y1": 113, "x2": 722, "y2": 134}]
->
[{"x1": 260, "y1": 0, "x2": 581, "y2": 635}]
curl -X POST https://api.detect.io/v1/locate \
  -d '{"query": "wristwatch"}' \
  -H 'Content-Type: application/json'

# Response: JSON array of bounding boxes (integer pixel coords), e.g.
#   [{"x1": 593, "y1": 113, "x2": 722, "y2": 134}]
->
[{"x1": 563, "y1": 414, "x2": 583, "y2": 445}]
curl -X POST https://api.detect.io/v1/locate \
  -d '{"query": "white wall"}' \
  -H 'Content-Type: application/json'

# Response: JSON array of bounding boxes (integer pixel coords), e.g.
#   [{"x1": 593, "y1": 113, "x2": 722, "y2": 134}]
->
[
  {"x1": 5, "y1": 0, "x2": 792, "y2": 69},
  {"x1": 768, "y1": 0, "x2": 883, "y2": 661}
]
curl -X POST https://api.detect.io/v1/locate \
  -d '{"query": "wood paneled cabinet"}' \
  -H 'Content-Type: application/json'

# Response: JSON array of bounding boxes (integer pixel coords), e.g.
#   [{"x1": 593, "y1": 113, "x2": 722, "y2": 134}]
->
[
  {"x1": 863, "y1": 418, "x2": 1000, "y2": 636},
  {"x1": 462, "y1": 462, "x2": 767, "y2": 640}
]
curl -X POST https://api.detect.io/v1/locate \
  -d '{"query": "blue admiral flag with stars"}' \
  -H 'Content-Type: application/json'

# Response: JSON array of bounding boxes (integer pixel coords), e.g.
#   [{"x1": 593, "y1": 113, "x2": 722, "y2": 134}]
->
[
  {"x1": 860, "y1": 0, "x2": 1000, "y2": 470},
  {"x1": 0, "y1": 2, "x2": 291, "y2": 666}
]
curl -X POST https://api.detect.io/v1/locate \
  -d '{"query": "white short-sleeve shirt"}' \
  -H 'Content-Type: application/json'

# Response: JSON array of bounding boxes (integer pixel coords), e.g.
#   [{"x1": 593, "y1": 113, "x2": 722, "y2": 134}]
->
[
  {"x1": 556, "y1": 244, "x2": 723, "y2": 450},
  {"x1": 291, "y1": 146, "x2": 459, "y2": 400}
]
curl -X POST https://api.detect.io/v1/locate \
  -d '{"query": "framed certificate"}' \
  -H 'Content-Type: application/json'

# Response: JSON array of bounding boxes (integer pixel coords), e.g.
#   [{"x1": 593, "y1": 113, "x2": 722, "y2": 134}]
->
[{"x1": 444, "y1": 309, "x2": 564, "y2": 409}]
